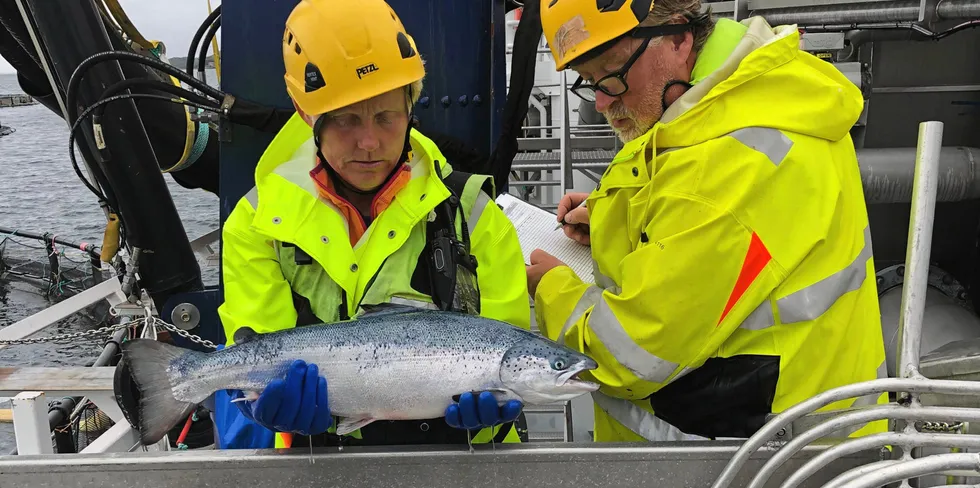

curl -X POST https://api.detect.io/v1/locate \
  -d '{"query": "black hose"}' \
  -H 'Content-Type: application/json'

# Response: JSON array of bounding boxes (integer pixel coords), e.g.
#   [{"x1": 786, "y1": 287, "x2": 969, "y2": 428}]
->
[
  {"x1": 66, "y1": 50, "x2": 225, "y2": 128},
  {"x1": 197, "y1": 16, "x2": 221, "y2": 84},
  {"x1": 95, "y1": 78, "x2": 218, "y2": 118},
  {"x1": 186, "y1": 5, "x2": 222, "y2": 77},
  {"x1": 0, "y1": 227, "x2": 101, "y2": 259},
  {"x1": 68, "y1": 93, "x2": 220, "y2": 202}
]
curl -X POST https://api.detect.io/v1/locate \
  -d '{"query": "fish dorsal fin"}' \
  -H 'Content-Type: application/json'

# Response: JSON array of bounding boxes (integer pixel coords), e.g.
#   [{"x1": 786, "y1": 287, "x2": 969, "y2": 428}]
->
[
  {"x1": 233, "y1": 326, "x2": 259, "y2": 345},
  {"x1": 358, "y1": 303, "x2": 423, "y2": 319}
]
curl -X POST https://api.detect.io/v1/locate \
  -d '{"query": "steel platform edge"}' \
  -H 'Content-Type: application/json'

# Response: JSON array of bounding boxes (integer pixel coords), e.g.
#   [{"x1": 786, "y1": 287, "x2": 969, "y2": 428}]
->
[{"x1": 0, "y1": 440, "x2": 881, "y2": 488}]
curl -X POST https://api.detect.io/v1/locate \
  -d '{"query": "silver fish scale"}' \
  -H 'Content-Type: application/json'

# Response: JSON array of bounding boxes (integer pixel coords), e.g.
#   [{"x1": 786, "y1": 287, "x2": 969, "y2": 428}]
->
[{"x1": 172, "y1": 310, "x2": 540, "y2": 420}]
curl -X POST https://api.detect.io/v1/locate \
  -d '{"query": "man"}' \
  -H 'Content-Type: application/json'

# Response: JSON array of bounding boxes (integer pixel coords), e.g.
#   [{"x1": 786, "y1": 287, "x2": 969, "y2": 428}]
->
[
  {"x1": 525, "y1": 0, "x2": 886, "y2": 442},
  {"x1": 213, "y1": 0, "x2": 531, "y2": 449}
]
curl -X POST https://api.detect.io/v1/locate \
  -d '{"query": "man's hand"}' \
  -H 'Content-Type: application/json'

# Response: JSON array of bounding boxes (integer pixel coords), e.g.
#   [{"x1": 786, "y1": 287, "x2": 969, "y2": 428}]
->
[
  {"x1": 526, "y1": 249, "x2": 566, "y2": 297},
  {"x1": 556, "y1": 192, "x2": 591, "y2": 246}
]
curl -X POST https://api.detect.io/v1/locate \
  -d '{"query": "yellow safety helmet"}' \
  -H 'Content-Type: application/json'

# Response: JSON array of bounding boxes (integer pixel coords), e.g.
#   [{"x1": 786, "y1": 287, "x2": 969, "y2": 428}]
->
[
  {"x1": 283, "y1": 0, "x2": 425, "y2": 117},
  {"x1": 540, "y1": 0, "x2": 654, "y2": 70}
]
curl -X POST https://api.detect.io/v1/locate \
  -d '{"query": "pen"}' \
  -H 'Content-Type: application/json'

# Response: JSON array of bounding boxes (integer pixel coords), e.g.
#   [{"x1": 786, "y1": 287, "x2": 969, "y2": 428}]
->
[{"x1": 555, "y1": 199, "x2": 588, "y2": 230}]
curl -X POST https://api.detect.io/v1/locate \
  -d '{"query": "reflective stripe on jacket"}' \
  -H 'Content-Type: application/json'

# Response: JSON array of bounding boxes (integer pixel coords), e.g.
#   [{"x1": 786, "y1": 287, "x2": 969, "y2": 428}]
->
[
  {"x1": 534, "y1": 16, "x2": 886, "y2": 442},
  {"x1": 216, "y1": 114, "x2": 531, "y2": 447}
]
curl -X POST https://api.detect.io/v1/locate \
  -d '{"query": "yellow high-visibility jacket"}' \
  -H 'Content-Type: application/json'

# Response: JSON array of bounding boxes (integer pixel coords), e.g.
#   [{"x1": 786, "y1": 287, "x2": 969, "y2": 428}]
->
[
  {"x1": 534, "y1": 17, "x2": 886, "y2": 442},
  {"x1": 218, "y1": 114, "x2": 531, "y2": 446}
]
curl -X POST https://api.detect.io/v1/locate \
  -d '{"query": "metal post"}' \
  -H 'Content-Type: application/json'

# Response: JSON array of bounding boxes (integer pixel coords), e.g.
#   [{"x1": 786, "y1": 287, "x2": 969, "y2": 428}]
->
[
  {"x1": 12, "y1": 391, "x2": 54, "y2": 455},
  {"x1": 896, "y1": 121, "x2": 943, "y2": 381},
  {"x1": 559, "y1": 70, "x2": 571, "y2": 198},
  {"x1": 43, "y1": 232, "x2": 60, "y2": 297}
]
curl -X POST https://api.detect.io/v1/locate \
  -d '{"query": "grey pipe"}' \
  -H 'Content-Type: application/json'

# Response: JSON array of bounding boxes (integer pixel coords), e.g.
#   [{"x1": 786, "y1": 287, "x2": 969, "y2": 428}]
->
[
  {"x1": 938, "y1": 0, "x2": 980, "y2": 19},
  {"x1": 782, "y1": 432, "x2": 980, "y2": 488},
  {"x1": 822, "y1": 461, "x2": 903, "y2": 487},
  {"x1": 858, "y1": 146, "x2": 980, "y2": 204},
  {"x1": 840, "y1": 27, "x2": 929, "y2": 60},
  {"x1": 896, "y1": 121, "x2": 943, "y2": 381},
  {"x1": 709, "y1": 378, "x2": 980, "y2": 488},
  {"x1": 748, "y1": 406, "x2": 980, "y2": 488},
  {"x1": 753, "y1": 1, "x2": 920, "y2": 26},
  {"x1": 837, "y1": 452, "x2": 980, "y2": 488}
]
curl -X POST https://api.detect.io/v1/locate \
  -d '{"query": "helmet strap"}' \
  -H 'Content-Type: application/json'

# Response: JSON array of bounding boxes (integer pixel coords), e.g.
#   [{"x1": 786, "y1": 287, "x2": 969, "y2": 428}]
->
[{"x1": 661, "y1": 79, "x2": 692, "y2": 113}]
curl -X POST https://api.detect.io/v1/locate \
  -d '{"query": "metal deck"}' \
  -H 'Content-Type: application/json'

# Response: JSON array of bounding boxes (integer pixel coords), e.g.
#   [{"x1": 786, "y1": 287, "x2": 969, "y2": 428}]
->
[{"x1": 0, "y1": 441, "x2": 879, "y2": 488}]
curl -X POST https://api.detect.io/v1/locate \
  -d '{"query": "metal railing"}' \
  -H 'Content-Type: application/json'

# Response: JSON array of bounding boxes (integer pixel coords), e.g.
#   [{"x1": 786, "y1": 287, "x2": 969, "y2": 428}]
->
[
  {"x1": 0, "y1": 274, "x2": 174, "y2": 455},
  {"x1": 508, "y1": 72, "x2": 621, "y2": 205}
]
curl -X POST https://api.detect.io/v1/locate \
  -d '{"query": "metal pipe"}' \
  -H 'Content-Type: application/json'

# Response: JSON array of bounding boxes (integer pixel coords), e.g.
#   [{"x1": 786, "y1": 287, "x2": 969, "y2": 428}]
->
[
  {"x1": 782, "y1": 432, "x2": 980, "y2": 488},
  {"x1": 709, "y1": 378, "x2": 980, "y2": 488},
  {"x1": 859, "y1": 146, "x2": 980, "y2": 204},
  {"x1": 49, "y1": 397, "x2": 76, "y2": 453},
  {"x1": 821, "y1": 460, "x2": 903, "y2": 487},
  {"x1": 836, "y1": 452, "x2": 980, "y2": 488},
  {"x1": 43, "y1": 326, "x2": 128, "y2": 445},
  {"x1": 0, "y1": 228, "x2": 101, "y2": 260},
  {"x1": 938, "y1": 0, "x2": 980, "y2": 19},
  {"x1": 897, "y1": 121, "x2": 943, "y2": 380},
  {"x1": 748, "y1": 405, "x2": 980, "y2": 488},
  {"x1": 753, "y1": 1, "x2": 921, "y2": 26},
  {"x1": 93, "y1": 327, "x2": 127, "y2": 368},
  {"x1": 839, "y1": 26, "x2": 927, "y2": 61}
]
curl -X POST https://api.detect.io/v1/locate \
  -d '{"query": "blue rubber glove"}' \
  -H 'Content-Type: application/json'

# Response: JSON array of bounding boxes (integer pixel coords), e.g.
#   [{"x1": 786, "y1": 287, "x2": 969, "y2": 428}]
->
[
  {"x1": 445, "y1": 391, "x2": 523, "y2": 430},
  {"x1": 233, "y1": 359, "x2": 333, "y2": 436}
]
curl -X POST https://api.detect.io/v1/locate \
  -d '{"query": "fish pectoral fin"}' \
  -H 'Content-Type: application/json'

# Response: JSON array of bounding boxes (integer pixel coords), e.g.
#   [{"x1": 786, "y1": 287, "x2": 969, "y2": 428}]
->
[
  {"x1": 335, "y1": 417, "x2": 376, "y2": 436},
  {"x1": 230, "y1": 390, "x2": 261, "y2": 403}
]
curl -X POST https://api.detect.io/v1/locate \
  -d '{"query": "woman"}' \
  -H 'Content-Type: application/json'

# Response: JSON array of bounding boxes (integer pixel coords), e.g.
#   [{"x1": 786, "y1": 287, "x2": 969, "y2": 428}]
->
[{"x1": 212, "y1": 0, "x2": 532, "y2": 449}]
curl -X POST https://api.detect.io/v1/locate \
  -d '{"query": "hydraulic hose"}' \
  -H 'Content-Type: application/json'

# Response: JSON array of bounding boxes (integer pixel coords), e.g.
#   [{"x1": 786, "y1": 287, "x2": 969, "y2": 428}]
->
[
  {"x1": 197, "y1": 17, "x2": 221, "y2": 83},
  {"x1": 95, "y1": 78, "x2": 218, "y2": 117},
  {"x1": 69, "y1": 93, "x2": 219, "y2": 202},
  {"x1": 186, "y1": 5, "x2": 221, "y2": 77},
  {"x1": 66, "y1": 50, "x2": 226, "y2": 126},
  {"x1": 0, "y1": 226, "x2": 101, "y2": 260}
]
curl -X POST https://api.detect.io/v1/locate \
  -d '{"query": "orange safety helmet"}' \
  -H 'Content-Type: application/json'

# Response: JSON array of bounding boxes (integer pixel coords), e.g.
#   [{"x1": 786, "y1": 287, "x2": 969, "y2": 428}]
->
[
  {"x1": 282, "y1": 0, "x2": 425, "y2": 117},
  {"x1": 540, "y1": 0, "x2": 654, "y2": 70}
]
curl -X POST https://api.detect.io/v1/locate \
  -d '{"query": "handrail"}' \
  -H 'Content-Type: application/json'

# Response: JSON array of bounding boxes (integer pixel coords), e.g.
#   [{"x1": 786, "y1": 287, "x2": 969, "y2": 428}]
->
[
  {"x1": 747, "y1": 405, "x2": 980, "y2": 488},
  {"x1": 834, "y1": 452, "x2": 980, "y2": 488}
]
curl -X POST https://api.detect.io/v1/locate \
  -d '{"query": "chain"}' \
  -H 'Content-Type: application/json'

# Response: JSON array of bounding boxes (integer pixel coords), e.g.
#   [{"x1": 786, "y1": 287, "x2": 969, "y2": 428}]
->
[
  {"x1": 0, "y1": 316, "x2": 217, "y2": 349},
  {"x1": 0, "y1": 319, "x2": 140, "y2": 346},
  {"x1": 920, "y1": 421, "x2": 965, "y2": 433},
  {"x1": 155, "y1": 318, "x2": 218, "y2": 349}
]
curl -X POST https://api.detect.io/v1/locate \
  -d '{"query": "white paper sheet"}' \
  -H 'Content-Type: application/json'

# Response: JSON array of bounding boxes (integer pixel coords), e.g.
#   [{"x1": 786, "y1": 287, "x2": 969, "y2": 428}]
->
[{"x1": 495, "y1": 193, "x2": 594, "y2": 284}]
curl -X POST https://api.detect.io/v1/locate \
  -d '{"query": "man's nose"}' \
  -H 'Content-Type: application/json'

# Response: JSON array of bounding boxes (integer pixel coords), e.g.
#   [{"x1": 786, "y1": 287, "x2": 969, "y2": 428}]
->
[{"x1": 594, "y1": 91, "x2": 617, "y2": 113}]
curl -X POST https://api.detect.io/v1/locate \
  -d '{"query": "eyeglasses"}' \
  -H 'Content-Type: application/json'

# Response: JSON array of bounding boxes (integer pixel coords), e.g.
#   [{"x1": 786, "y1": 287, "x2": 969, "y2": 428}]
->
[
  {"x1": 568, "y1": 23, "x2": 695, "y2": 103},
  {"x1": 570, "y1": 36, "x2": 653, "y2": 103}
]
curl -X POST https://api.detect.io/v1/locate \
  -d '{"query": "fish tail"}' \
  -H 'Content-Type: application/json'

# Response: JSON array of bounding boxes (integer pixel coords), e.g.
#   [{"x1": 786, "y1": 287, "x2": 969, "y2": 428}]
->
[{"x1": 120, "y1": 339, "x2": 203, "y2": 445}]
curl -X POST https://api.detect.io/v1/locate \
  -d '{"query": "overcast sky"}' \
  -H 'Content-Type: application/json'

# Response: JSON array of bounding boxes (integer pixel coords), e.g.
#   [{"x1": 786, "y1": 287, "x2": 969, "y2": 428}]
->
[{"x1": 0, "y1": 0, "x2": 221, "y2": 74}]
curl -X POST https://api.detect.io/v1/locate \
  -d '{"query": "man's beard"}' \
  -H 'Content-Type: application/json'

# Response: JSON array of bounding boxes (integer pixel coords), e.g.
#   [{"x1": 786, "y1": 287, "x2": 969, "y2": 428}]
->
[
  {"x1": 601, "y1": 89, "x2": 661, "y2": 143},
  {"x1": 604, "y1": 104, "x2": 654, "y2": 143}
]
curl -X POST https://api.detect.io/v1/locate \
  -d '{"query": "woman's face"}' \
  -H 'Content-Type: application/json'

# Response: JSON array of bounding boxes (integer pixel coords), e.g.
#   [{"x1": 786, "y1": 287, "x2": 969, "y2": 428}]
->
[{"x1": 317, "y1": 88, "x2": 409, "y2": 191}]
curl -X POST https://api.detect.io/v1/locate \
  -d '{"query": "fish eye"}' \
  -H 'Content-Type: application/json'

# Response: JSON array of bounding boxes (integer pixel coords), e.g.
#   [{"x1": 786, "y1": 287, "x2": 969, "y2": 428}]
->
[{"x1": 551, "y1": 357, "x2": 568, "y2": 371}]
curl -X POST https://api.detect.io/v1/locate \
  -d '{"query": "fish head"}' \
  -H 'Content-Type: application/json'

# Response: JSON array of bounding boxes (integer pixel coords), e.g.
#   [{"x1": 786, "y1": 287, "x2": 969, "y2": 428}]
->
[{"x1": 498, "y1": 336, "x2": 599, "y2": 404}]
